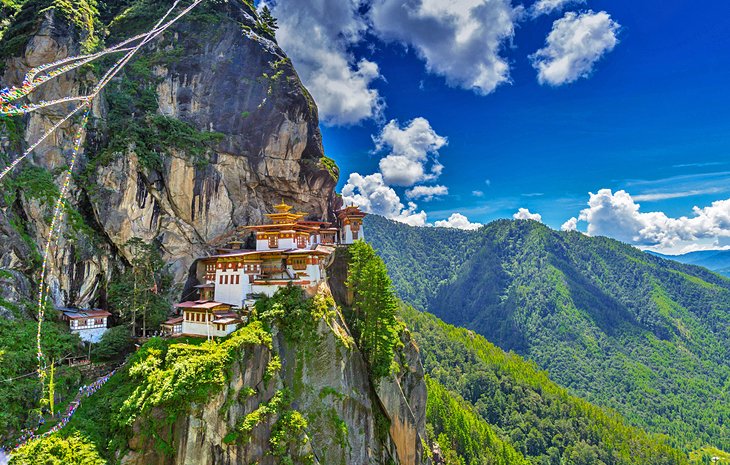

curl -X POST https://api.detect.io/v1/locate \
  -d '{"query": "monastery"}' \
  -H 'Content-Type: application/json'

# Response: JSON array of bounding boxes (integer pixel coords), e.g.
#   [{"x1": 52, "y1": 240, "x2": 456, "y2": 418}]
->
[{"x1": 169, "y1": 202, "x2": 366, "y2": 338}]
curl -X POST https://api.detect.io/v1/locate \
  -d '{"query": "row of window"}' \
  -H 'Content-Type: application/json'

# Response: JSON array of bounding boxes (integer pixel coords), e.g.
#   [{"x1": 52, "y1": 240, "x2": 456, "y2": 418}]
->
[
  {"x1": 219, "y1": 274, "x2": 241, "y2": 285},
  {"x1": 185, "y1": 312, "x2": 211, "y2": 322},
  {"x1": 71, "y1": 318, "x2": 105, "y2": 327},
  {"x1": 264, "y1": 236, "x2": 310, "y2": 248}
]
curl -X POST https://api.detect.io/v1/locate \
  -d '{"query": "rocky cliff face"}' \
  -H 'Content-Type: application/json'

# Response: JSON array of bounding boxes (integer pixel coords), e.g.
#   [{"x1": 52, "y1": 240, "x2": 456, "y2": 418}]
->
[
  {"x1": 120, "y1": 286, "x2": 428, "y2": 465},
  {"x1": 0, "y1": 0, "x2": 338, "y2": 312}
]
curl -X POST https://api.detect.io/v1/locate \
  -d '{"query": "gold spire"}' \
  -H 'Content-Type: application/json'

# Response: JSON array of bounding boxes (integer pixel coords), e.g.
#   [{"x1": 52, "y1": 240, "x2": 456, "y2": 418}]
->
[{"x1": 273, "y1": 199, "x2": 293, "y2": 213}]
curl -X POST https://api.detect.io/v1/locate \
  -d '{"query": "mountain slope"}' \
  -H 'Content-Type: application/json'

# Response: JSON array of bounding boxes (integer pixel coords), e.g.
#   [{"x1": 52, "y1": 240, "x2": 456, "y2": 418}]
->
[
  {"x1": 650, "y1": 250, "x2": 730, "y2": 277},
  {"x1": 366, "y1": 215, "x2": 730, "y2": 452},
  {"x1": 403, "y1": 305, "x2": 690, "y2": 465}
]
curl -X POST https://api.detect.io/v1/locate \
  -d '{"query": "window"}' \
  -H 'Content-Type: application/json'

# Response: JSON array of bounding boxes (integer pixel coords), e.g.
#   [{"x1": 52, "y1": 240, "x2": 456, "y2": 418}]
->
[
  {"x1": 219, "y1": 275, "x2": 224, "y2": 284},
  {"x1": 297, "y1": 236, "x2": 307, "y2": 248},
  {"x1": 269, "y1": 235, "x2": 279, "y2": 248},
  {"x1": 352, "y1": 230, "x2": 358, "y2": 240},
  {"x1": 224, "y1": 275, "x2": 229, "y2": 285},
  {"x1": 235, "y1": 274, "x2": 240, "y2": 285},
  {"x1": 95, "y1": 318, "x2": 103, "y2": 325},
  {"x1": 291, "y1": 257, "x2": 307, "y2": 270}
]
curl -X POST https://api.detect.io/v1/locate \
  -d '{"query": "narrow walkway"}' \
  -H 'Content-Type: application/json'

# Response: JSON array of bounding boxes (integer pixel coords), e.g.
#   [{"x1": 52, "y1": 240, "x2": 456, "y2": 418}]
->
[{"x1": 4, "y1": 368, "x2": 118, "y2": 453}]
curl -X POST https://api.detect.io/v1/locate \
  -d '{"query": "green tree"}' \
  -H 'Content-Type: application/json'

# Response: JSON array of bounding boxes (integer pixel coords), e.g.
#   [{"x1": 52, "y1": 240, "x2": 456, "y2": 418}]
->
[
  {"x1": 91, "y1": 325, "x2": 134, "y2": 361},
  {"x1": 258, "y1": 5, "x2": 278, "y2": 36},
  {"x1": 108, "y1": 238, "x2": 171, "y2": 337},
  {"x1": 346, "y1": 240, "x2": 401, "y2": 381},
  {"x1": 10, "y1": 432, "x2": 105, "y2": 465}
]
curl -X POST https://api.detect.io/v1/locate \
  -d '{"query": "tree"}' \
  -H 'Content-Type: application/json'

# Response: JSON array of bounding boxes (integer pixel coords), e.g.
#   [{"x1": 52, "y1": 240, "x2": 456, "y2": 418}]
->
[
  {"x1": 258, "y1": 5, "x2": 278, "y2": 36},
  {"x1": 108, "y1": 238, "x2": 171, "y2": 337},
  {"x1": 346, "y1": 241, "x2": 401, "y2": 381}
]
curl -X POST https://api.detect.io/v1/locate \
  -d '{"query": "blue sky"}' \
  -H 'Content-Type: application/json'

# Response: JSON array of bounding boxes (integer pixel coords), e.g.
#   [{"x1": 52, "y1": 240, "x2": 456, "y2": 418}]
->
[{"x1": 267, "y1": 0, "x2": 730, "y2": 253}]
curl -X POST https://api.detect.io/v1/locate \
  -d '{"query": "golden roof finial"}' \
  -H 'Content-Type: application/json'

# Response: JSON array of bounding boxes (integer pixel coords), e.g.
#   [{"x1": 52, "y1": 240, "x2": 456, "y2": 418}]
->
[{"x1": 274, "y1": 199, "x2": 293, "y2": 213}]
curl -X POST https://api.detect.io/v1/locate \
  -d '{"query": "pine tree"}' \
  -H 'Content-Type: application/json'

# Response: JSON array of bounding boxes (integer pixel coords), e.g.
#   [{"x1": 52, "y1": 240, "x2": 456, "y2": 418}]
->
[{"x1": 346, "y1": 241, "x2": 400, "y2": 381}]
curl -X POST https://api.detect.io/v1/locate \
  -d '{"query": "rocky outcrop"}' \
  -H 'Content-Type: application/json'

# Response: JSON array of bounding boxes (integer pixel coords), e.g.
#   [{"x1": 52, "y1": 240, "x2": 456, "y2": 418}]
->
[
  {"x1": 0, "y1": 0, "x2": 339, "y2": 309},
  {"x1": 121, "y1": 288, "x2": 428, "y2": 465}
]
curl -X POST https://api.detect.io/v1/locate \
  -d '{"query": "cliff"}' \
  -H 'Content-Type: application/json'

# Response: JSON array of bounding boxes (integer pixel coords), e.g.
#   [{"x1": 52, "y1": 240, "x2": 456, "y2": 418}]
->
[
  {"x1": 0, "y1": 0, "x2": 339, "y2": 312},
  {"x1": 58, "y1": 285, "x2": 427, "y2": 465}
]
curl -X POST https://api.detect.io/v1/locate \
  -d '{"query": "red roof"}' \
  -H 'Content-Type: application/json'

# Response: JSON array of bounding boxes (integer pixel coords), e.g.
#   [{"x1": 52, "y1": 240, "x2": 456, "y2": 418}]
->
[
  {"x1": 163, "y1": 316, "x2": 183, "y2": 325},
  {"x1": 61, "y1": 309, "x2": 111, "y2": 320}
]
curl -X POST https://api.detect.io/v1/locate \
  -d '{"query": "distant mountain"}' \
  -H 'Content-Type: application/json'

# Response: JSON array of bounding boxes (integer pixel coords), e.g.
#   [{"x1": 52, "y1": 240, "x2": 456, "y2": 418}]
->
[
  {"x1": 649, "y1": 250, "x2": 730, "y2": 277},
  {"x1": 403, "y1": 306, "x2": 690, "y2": 465},
  {"x1": 365, "y1": 214, "x2": 730, "y2": 452}
]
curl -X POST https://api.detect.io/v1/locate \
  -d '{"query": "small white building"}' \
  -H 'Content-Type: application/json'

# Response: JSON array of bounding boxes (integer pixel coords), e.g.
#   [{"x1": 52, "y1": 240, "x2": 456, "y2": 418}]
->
[
  {"x1": 175, "y1": 300, "x2": 242, "y2": 338},
  {"x1": 161, "y1": 316, "x2": 183, "y2": 337},
  {"x1": 60, "y1": 308, "x2": 112, "y2": 343}
]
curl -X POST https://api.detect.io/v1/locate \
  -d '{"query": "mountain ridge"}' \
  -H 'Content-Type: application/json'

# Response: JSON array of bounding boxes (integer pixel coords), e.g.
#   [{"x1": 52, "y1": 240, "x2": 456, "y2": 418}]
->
[{"x1": 365, "y1": 214, "x2": 730, "y2": 452}]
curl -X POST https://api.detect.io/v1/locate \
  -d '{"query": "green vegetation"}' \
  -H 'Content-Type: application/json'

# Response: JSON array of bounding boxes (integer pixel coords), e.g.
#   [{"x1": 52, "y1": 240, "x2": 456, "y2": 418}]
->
[
  {"x1": 38, "y1": 321, "x2": 273, "y2": 461},
  {"x1": 0, "y1": 314, "x2": 83, "y2": 441},
  {"x1": 256, "y1": 285, "x2": 324, "y2": 344},
  {"x1": 404, "y1": 306, "x2": 690, "y2": 465},
  {"x1": 90, "y1": 325, "x2": 133, "y2": 361},
  {"x1": 107, "y1": 238, "x2": 172, "y2": 337},
  {"x1": 256, "y1": 4, "x2": 277, "y2": 38},
  {"x1": 346, "y1": 240, "x2": 403, "y2": 382},
  {"x1": 427, "y1": 377, "x2": 529, "y2": 465},
  {"x1": 319, "y1": 155, "x2": 339, "y2": 181},
  {"x1": 11, "y1": 432, "x2": 105, "y2": 465},
  {"x1": 367, "y1": 215, "x2": 730, "y2": 453}
]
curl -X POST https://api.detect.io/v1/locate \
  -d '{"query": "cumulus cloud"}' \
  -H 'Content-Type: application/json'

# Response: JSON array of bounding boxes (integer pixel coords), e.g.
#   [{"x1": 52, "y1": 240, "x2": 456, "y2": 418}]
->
[
  {"x1": 514, "y1": 208, "x2": 543, "y2": 221},
  {"x1": 406, "y1": 185, "x2": 449, "y2": 201},
  {"x1": 341, "y1": 172, "x2": 428, "y2": 225},
  {"x1": 369, "y1": 0, "x2": 522, "y2": 95},
  {"x1": 561, "y1": 217, "x2": 578, "y2": 231},
  {"x1": 575, "y1": 189, "x2": 730, "y2": 249},
  {"x1": 268, "y1": 0, "x2": 383, "y2": 125},
  {"x1": 374, "y1": 117, "x2": 447, "y2": 186},
  {"x1": 434, "y1": 213, "x2": 482, "y2": 230},
  {"x1": 530, "y1": 11, "x2": 620, "y2": 86},
  {"x1": 531, "y1": 0, "x2": 585, "y2": 17}
]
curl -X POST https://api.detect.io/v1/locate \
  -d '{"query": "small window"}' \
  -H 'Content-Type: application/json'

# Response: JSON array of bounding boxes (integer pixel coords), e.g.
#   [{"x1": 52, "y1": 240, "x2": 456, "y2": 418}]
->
[
  {"x1": 235, "y1": 275, "x2": 240, "y2": 285},
  {"x1": 269, "y1": 235, "x2": 279, "y2": 248},
  {"x1": 297, "y1": 236, "x2": 307, "y2": 248},
  {"x1": 219, "y1": 275, "x2": 224, "y2": 284},
  {"x1": 352, "y1": 230, "x2": 359, "y2": 240}
]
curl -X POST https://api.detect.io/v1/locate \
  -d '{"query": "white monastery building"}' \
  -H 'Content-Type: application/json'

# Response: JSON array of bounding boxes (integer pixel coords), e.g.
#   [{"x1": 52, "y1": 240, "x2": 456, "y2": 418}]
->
[
  {"x1": 173, "y1": 202, "x2": 366, "y2": 338},
  {"x1": 59, "y1": 308, "x2": 112, "y2": 343}
]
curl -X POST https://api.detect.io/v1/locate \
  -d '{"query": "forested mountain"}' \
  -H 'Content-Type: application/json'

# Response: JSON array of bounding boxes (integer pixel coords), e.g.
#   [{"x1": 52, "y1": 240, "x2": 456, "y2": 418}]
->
[
  {"x1": 404, "y1": 306, "x2": 691, "y2": 465},
  {"x1": 650, "y1": 250, "x2": 730, "y2": 277},
  {"x1": 366, "y1": 215, "x2": 730, "y2": 454}
]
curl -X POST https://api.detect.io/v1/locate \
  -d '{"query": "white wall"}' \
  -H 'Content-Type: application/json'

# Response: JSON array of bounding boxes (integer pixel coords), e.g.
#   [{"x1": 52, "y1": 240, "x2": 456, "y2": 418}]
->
[
  {"x1": 74, "y1": 327, "x2": 107, "y2": 343},
  {"x1": 214, "y1": 269, "x2": 247, "y2": 307},
  {"x1": 182, "y1": 319, "x2": 239, "y2": 338}
]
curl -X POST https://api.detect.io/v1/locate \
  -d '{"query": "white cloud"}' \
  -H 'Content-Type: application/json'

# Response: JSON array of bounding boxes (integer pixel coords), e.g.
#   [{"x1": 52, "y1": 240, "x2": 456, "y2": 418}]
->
[
  {"x1": 369, "y1": 0, "x2": 522, "y2": 95},
  {"x1": 374, "y1": 117, "x2": 447, "y2": 186},
  {"x1": 268, "y1": 0, "x2": 384, "y2": 125},
  {"x1": 406, "y1": 185, "x2": 449, "y2": 201},
  {"x1": 530, "y1": 11, "x2": 620, "y2": 86},
  {"x1": 341, "y1": 172, "x2": 428, "y2": 225},
  {"x1": 434, "y1": 213, "x2": 482, "y2": 230},
  {"x1": 514, "y1": 208, "x2": 543, "y2": 221},
  {"x1": 561, "y1": 217, "x2": 578, "y2": 231},
  {"x1": 472, "y1": 190, "x2": 485, "y2": 197},
  {"x1": 395, "y1": 202, "x2": 429, "y2": 226},
  {"x1": 530, "y1": 0, "x2": 585, "y2": 18},
  {"x1": 575, "y1": 189, "x2": 730, "y2": 249}
]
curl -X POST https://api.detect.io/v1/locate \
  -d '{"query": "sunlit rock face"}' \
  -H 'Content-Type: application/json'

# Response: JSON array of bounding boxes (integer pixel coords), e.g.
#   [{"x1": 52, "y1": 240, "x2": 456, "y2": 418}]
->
[{"x1": 0, "y1": 1, "x2": 339, "y2": 310}]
